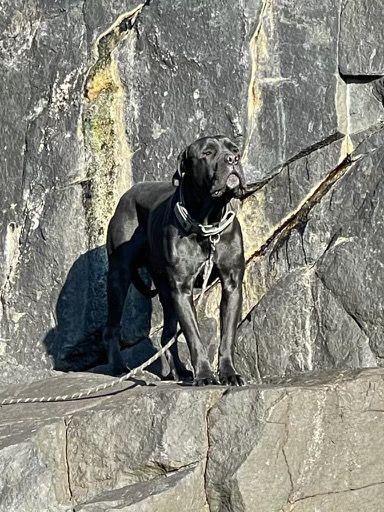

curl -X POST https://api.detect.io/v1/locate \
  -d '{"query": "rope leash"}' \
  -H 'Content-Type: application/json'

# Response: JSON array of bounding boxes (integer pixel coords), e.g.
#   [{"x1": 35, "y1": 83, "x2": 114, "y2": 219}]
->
[
  {"x1": 0, "y1": 238, "x2": 220, "y2": 407},
  {"x1": 0, "y1": 334, "x2": 179, "y2": 406},
  {"x1": 195, "y1": 233, "x2": 220, "y2": 308}
]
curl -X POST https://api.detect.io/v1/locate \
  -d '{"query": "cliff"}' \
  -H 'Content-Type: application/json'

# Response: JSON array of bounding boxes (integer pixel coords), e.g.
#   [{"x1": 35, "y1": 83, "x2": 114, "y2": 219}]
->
[{"x1": 0, "y1": 1, "x2": 383, "y2": 510}]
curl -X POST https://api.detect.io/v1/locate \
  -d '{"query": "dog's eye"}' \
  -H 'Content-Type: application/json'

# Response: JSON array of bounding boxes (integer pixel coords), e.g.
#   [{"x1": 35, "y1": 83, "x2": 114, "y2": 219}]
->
[{"x1": 203, "y1": 150, "x2": 213, "y2": 157}]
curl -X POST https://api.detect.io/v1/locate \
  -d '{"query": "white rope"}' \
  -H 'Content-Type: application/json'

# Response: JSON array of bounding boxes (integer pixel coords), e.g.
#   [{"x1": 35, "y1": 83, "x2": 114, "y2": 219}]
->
[
  {"x1": 0, "y1": 334, "x2": 179, "y2": 406},
  {"x1": 0, "y1": 245, "x2": 218, "y2": 407},
  {"x1": 195, "y1": 234, "x2": 219, "y2": 309}
]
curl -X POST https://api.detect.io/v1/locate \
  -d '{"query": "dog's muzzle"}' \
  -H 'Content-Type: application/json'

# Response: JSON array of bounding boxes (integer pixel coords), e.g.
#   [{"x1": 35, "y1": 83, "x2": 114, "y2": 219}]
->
[
  {"x1": 226, "y1": 173, "x2": 240, "y2": 189},
  {"x1": 210, "y1": 155, "x2": 245, "y2": 197}
]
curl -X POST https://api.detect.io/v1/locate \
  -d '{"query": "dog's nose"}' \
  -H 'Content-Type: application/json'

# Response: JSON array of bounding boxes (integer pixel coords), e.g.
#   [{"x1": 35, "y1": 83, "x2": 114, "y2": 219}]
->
[{"x1": 224, "y1": 153, "x2": 239, "y2": 165}]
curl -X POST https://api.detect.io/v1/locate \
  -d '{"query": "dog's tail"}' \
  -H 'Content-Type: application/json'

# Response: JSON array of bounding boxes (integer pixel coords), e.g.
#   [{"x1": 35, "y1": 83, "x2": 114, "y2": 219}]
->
[{"x1": 132, "y1": 267, "x2": 158, "y2": 298}]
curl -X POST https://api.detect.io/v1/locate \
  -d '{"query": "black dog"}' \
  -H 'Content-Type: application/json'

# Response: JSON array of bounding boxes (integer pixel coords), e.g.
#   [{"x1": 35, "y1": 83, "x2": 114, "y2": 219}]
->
[{"x1": 104, "y1": 135, "x2": 261, "y2": 386}]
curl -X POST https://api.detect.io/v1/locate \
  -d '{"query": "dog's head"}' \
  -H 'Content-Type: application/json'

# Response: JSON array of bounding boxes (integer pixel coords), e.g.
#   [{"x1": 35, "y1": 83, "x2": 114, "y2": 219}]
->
[{"x1": 173, "y1": 135, "x2": 246, "y2": 199}]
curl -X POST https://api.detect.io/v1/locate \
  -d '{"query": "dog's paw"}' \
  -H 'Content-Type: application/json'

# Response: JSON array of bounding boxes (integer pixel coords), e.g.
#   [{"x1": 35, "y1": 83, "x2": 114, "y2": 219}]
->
[
  {"x1": 193, "y1": 370, "x2": 219, "y2": 386},
  {"x1": 219, "y1": 371, "x2": 246, "y2": 386},
  {"x1": 194, "y1": 376, "x2": 220, "y2": 386},
  {"x1": 177, "y1": 367, "x2": 194, "y2": 383}
]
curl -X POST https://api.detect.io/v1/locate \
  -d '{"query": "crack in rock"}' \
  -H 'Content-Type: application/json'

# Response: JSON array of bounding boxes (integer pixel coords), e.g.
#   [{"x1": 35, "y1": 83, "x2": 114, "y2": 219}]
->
[
  {"x1": 286, "y1": 479, "x2": 384, "y2": 509},
  {"x1": 280, "y1": 395, "x2": 294, "y2": 505},
  {"x1": 339, "y1": 72, "x2": 384, "y2": 85},
  {"x1": 283, "y1": 133, "x2": 344, "y2": 168},
  {"x1": 63, "y1": 416, "x2": 75, "y2": 510},
  {"x1": 203, "y1": 390, "x2": 227, "y2": 512},
  {"x1": 245, "y1": 153, "x2": 355, "y2": 265},
  {"x1": 81, "y1": 5, "x2": 144, "y2": 247},
  {"x1": 242, "y1": 0, "x2": 271, "y2": 162}
]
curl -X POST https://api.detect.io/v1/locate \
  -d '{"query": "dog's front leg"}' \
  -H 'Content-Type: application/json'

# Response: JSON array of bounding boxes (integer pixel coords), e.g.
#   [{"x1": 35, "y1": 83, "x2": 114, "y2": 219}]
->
[
  {"x1": 169, "y1": 279, "x2": 218, "y2": 386},
  {"x1": 217, "y1": 267, "x2": 245, "y2": 386}
]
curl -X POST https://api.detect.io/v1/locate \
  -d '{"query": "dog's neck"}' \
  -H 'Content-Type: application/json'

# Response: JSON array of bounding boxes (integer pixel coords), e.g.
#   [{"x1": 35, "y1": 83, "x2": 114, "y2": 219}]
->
[{"x1": 179, "y1": 174, "x2": 229, "y2": 225}]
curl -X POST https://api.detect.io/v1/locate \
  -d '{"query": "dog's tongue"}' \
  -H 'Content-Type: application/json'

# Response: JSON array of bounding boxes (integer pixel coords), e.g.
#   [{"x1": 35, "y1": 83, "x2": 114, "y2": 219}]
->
[{"x1": 226, "y1": 174, "x2": 240, "y2": 189}]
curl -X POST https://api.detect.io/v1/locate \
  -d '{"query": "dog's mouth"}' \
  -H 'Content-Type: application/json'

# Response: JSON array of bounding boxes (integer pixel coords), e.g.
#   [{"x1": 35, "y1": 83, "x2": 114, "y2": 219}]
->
[
  {"x1": 211, "y1": 170, "x2": 244, "y2": 197},
  {"x1": 226, "y1": 173, "x2": 240, "y2": 189}
]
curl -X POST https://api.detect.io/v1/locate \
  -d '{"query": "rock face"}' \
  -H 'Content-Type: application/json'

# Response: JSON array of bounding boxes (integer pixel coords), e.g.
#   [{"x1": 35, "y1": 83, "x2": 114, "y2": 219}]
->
[
  {"x1": 0, "y1": 1, "x2": 384, "y2": 508},
  {"x1": 1, "y1": 369, "x2": 384, "y2": 511},
  {"x1": 234, "y1": 139, "x2": 384, "y2": 382},
  {"x1": 0, "y1": 0, "x2": 383, "y2": 381},
  {"x1": 339, "y1": 0, "x2": 384, "y2": 76}
]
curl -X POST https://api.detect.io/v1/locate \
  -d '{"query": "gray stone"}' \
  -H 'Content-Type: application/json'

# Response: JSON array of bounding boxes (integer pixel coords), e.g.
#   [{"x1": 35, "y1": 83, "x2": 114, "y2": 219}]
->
[
  {"x1": 206, "y1": 369, "x2": 384, "y2": 511},
  {"x1": 348, "y1": 80, "x2": 384, "y2": 136},
  {"x1": 236, "y1": 268, "x2": 376, "y2": 383},
  {"x1": 2, "y1": 0, "x2": 383, "y2": 385},
  {"x1": 0, "y1": 373, "x2": 221, "y2": 511},
  {"x1": 304, "y1": 145, "x2": 384, "y2": 360},
  {"x1": 76, "y1": 463, "x2": 207, "y2": 512},
  {"x1": 234, "y1": 140, "x2": 384, "y2": 383},
  {"x1": 0, "y1": 0, "x2": 91, "y2": 379},
  {"x1": 119, "y1": 0, "x2": 262, "y2": 183},
  {"x1": 0, "y1": 0, "x2": 147, "y2": 378},
  {"x1": 339, "y1": 0, "x2": 384, "y2": 76},
  {"x1": 243, "y1": 0, "x2": 342, "y2": 179},
  {"x1": 1, "y1": 370, "x2": 384, "y2": 511}
]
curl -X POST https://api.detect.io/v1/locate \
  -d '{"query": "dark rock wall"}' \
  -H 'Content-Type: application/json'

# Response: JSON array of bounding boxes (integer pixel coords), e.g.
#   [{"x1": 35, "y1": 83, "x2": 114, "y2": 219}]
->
[{"x1": 0, "y1": 0, "x2": 383, "y2": 384}]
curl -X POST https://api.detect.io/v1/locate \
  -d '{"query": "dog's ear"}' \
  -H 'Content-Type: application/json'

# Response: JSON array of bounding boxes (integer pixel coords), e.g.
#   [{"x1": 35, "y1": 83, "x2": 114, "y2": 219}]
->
[{"x1": 172, "y1": 147, "x2": 188, "y2": 187}]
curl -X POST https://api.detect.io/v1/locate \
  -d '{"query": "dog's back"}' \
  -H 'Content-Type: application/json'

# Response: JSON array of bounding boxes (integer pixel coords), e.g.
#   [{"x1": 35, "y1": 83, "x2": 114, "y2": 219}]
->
[{"x1": 107, "y1": 181, "x2": 175, "y2": 255}]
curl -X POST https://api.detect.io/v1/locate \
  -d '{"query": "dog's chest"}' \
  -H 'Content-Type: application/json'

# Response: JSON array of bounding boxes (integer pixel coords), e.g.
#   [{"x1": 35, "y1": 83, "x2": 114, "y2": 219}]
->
[
  {"x1": 173, "y1": 235, "x2": 211, "y2": 274},
  {"x1": 147, "y1": 227, "x2": 211, "y2": 277}
]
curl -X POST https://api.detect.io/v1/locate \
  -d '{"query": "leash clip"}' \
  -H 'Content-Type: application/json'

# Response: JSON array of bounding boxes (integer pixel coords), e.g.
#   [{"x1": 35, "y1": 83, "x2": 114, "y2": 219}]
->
[{"x1": 209, "y1": 233, "x2": 220, "y2": 252}]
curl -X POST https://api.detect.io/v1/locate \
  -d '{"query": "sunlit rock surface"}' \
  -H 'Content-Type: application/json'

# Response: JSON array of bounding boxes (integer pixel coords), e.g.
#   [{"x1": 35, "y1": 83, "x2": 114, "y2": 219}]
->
[
  {"x1": 0, "y1": 1, "x2": 383, "y2": 509},
  {"x1": 1, "y1": 369, "x2": 384, "y2": 511}
]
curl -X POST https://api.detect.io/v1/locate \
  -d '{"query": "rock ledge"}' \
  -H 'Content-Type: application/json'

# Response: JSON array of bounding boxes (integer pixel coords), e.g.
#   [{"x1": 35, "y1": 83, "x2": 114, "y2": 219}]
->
[{"x1": 1, "y1": 369, "x2": 384, "y2": 511}]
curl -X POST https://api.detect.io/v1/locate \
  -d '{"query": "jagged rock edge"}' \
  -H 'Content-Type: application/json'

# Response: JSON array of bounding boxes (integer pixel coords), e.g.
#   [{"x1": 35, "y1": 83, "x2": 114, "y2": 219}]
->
[
  {"x1": 236, "y1": 152, "x2": 355, "y2": 328},
  {"x1": 244, "y1": 153, "x2": 354, "y2": 265}
]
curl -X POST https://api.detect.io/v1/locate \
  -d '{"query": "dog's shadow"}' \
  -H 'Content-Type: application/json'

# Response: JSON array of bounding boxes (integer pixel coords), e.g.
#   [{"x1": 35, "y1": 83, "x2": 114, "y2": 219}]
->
[
  {"x1": 43, "y1": 245, "x2": 162, "y2": 375},
  {"x1": 44, "y1": 245, "x2": 218, "y2": 378}
]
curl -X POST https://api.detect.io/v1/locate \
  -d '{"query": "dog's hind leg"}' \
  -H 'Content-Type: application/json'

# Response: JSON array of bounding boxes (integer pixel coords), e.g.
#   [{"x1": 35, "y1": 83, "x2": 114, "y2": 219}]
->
[
  {"x1": 103, "y1": 230, "x2": 145, "y2": 374},
  {"x1": 103, "y1": 251, "x2": 132, "y2": 375}
]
